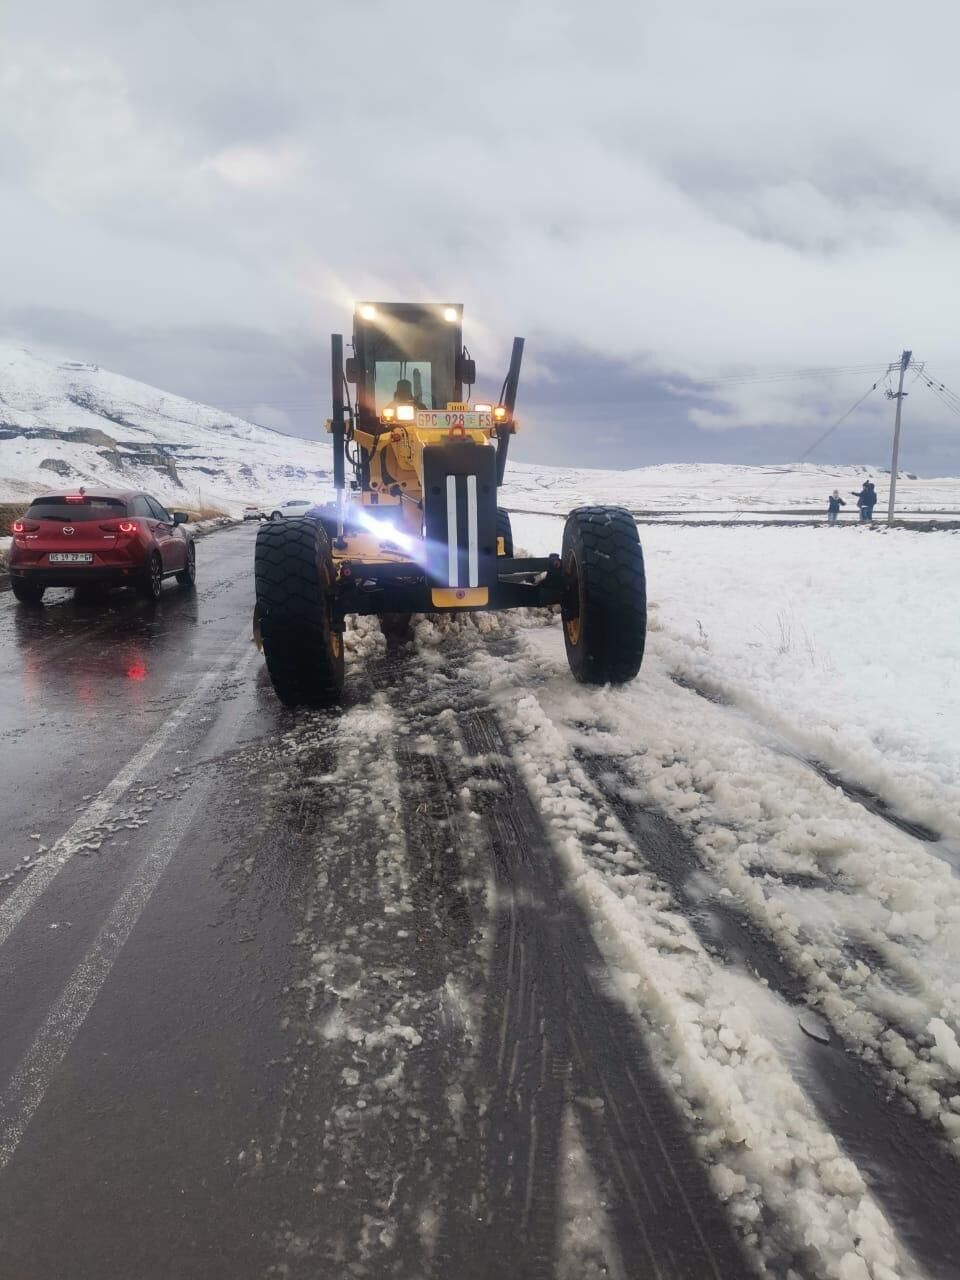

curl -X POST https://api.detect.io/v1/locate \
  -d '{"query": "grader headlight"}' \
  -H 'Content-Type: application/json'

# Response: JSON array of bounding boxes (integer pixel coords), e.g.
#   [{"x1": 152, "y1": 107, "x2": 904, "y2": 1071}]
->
[
  {"x1": 382, "y1": 406, "x2": 396, "y2": 422},
  {"x1": 494, "y1": 406, "x2": 508, "y2": 421},
  {"x1": 395, "y1": 405, "x2": 415, "y2": 422}
]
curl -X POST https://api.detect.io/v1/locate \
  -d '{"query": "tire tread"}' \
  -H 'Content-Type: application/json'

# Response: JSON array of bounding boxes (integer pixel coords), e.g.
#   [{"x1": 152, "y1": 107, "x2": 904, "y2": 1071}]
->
[
  {"x1": 255, "y1": 518, "x2": 344, "y2": 707},
  {"x1": 562, "y1": 506, "x2": 646, "y2": 685}
]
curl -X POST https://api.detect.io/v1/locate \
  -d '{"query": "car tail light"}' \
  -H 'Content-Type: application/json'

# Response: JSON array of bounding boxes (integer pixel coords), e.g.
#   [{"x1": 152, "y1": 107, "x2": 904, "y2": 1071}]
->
[
  {"x1": 99, "y1": 519, "x2": 139, "y2": 536},
  {"x1": 12, "y1": 520, "x2": 39, "y2": 535}
]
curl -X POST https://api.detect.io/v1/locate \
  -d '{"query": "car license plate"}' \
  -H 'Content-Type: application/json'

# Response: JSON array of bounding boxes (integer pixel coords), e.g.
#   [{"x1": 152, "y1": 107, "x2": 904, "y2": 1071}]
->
[
  {"x1": 49, "y1": 552, "x2": 93, "y2": 563},
  {"x1": 416, "y1": 410, "x2": 492, "y2": 430}
]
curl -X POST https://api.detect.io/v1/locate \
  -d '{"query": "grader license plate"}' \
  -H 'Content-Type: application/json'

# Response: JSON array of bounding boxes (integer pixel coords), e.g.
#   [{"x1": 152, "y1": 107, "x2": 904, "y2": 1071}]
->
[{"x1": 416, "y1": 411, "x2": 492, "y2": 430}]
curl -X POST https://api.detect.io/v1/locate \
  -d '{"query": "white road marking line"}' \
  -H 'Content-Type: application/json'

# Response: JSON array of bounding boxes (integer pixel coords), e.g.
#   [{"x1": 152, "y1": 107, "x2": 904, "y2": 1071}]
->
[
  {"x1": 0, "y1": 647, "x2": 257, "y2": 1172},
  {"x1": 466, "y1": 474, "x2": 478, "y2": 587},
  {"x1": 446, "y1": 474, "x2": 458, "y2": 587},
  {"x1": 0, "y1": 626, "x2": 250, "y2": 952}
]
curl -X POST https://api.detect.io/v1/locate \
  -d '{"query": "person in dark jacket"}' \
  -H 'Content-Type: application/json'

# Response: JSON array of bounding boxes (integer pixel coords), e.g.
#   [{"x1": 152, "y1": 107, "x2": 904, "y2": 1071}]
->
[
  {"x1": 827, "y1": 490, "x2": 845, "y2": 525},
  {"x1": 852, "y1": 480, "x2": 878, "y2": 522}
]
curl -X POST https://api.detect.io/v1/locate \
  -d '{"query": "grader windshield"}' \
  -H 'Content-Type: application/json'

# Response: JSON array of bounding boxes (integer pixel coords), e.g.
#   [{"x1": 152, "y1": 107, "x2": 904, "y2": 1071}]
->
[
  {"x1": 373, "y1": 362, "x2": 433, "y2": 413},
  {"x1": 352, "y1": 302, "x2": 465, "y2": 423}
]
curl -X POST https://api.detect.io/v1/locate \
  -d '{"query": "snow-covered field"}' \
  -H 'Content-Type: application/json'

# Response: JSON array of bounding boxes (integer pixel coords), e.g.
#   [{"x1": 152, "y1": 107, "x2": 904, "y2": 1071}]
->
[
  {"x1": 501, "y1": 462, "x2": 960, "y2": 522},
  {"x1": 515, "y1": 515, "x2": 960, "y2": 822}
]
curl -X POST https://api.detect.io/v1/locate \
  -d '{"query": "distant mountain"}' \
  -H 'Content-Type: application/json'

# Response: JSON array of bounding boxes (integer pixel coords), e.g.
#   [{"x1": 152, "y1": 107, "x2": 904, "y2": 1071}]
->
[{"x1": 0, "y1": 345, "x2": 332, "y2": 513}]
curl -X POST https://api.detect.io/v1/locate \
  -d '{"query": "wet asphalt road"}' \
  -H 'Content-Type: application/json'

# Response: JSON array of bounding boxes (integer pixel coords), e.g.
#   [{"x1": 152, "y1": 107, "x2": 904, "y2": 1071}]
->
[
  {"x1": 0, "y1": 525, "x2": 292, "y2": 1277},
  {"x1": 0, "y1": 523, "x2": 757, "y2": 1279}
]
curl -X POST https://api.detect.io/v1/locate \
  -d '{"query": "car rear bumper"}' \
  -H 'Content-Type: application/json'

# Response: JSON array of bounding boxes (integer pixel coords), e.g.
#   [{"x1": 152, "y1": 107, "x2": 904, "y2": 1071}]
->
[{"x1": 9, "y1": 565, "x2": 143, "y2": 589}]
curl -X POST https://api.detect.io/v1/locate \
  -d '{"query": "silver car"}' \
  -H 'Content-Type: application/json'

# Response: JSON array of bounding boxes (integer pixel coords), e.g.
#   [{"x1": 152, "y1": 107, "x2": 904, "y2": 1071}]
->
[{"x1": 266, "y1": 499, "x2": 315, "y2": 520}]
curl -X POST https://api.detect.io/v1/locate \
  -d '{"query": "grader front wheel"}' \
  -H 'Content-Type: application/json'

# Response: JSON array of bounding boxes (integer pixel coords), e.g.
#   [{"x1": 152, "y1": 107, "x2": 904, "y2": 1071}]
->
[
  {"x1": 561, "y1": 506, "x2": 646, "y2": 685},
  {"x1": 254, "y1": 518, "x2": 344, "y2": 708}
]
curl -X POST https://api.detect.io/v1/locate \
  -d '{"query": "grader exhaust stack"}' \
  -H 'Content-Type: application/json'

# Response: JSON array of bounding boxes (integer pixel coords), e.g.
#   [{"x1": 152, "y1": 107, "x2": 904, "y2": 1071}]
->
[
  {"x1": 496, "y1": 336, "x2": 524, "y2": 485},
  {"x1": 254, "y1": 302, "x2": 647, "y2": 707}
]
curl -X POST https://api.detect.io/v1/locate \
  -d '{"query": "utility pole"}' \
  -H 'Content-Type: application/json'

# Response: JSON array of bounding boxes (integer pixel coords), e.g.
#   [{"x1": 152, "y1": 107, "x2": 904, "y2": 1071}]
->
[{"x1": 886, "y1": 349, "x2": 912, "y2": 525}]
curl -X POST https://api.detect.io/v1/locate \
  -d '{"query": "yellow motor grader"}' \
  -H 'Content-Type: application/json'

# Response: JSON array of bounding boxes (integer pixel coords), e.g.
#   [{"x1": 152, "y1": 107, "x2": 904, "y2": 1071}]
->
[{"x1": 254, "y1": 302, "x2": 646, "y2": 707}]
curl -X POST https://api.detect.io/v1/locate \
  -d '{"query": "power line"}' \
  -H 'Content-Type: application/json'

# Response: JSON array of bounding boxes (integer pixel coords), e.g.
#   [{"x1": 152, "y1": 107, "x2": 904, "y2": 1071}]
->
[
  {"x1": 917, "y1": 372, "x2": 960, "y2": 422},
  {"x1": 707, "y1": 363, "x2": 889, "y2": 388},
  {"x1": 731, "y1": 373, "x2": 887, "y2": 520},
  {"x1": 796, "y1": 375, "x2": 887, "y2": 464},
  {"x1": 920, "y1": 368, "x2": 960, "y2": 413}
]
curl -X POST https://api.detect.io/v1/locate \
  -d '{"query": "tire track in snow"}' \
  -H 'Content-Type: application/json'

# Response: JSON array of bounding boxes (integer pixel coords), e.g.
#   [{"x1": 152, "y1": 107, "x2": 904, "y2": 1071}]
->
[
  {"x1": 246, "y1": 637, "x2": 491, "y2": 1279},
  {"x1": 376, "y1": 633, "x2": 571, "y2": 1280},
  {"x1": 575, "y1": 743, "x2": 960, "y2": 1280},
  {"x1": 375, "y1": 621, "x2": 749, "y2": 1277},
  {"x1": 477, "y1": 624, "x2": 928, "y2": 1277},
  {"x1": 379, "y1": 614, "x2": 751, "y2": 1280},
  {"x1": 645, "y1": 670, "x2": 960, "y2": 1107},
  {"x1": 670, "y1": 673, "x2": 948, "y2": 851}
]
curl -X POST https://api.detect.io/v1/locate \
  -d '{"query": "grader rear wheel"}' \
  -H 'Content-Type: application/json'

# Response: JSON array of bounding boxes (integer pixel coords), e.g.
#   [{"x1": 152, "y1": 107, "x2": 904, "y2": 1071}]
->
[
  {"x1": 255, "y1": 518, "x2": 344, "y2": 708},
  {"x1": 561, "y1": 506, "x2": 646, "y2": 685}
]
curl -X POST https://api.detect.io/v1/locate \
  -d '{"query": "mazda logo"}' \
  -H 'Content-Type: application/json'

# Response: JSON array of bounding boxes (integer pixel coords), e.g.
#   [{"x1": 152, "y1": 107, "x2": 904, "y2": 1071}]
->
[{"x1": 62, "y1": 526, "x2": 75, "y2": 535}]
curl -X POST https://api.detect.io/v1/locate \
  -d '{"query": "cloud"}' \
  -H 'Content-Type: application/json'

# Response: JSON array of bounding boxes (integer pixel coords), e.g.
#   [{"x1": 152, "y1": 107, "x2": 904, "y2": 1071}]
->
[
  {"x1": 2, "y1": 0, "x2": 960, "y2": 472},
  {"x1": 206, "y1": 144, "x2": 304, "y2": 189}
]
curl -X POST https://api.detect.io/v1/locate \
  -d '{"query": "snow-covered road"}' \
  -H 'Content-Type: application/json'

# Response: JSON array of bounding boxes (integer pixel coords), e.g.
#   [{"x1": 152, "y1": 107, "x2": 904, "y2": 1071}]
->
[
  {"x1": 1, "y1": 519, "x2": 957, "y2": 1279},
  {"x1": 257, "y1": 588, "x2": 959, "y2": 1278}
]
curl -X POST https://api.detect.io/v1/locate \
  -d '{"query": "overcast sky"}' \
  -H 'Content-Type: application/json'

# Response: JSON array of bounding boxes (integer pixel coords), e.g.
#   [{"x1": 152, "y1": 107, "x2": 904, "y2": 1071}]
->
[{"x1": 3, "y1": 0, "x2": 960, "y2": 473}]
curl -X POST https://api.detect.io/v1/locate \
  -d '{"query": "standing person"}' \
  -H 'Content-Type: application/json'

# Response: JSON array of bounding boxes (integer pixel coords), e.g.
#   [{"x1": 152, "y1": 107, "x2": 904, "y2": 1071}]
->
[
  {"x1": 852, "y1": 479, "x2": 878, "y2": 522},
  {"x1": 827, "y1": 490, "x2": 845, "y2": 525}
]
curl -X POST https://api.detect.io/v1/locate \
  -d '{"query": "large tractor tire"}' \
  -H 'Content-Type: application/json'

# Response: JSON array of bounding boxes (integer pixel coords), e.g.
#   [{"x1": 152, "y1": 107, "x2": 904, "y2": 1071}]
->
[
  {"x1": 496, "y1": 507, "x2": 514, "y2": 556},
  {"x1": 255, "y1": 517, "x2": 344, "y2": 708},
  {"x1": 561, "y1": 506, "x2": 646, "y2": 686}
]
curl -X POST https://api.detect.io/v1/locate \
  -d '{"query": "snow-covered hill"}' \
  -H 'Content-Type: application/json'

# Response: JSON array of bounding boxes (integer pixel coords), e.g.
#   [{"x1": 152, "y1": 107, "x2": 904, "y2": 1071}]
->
[
  {"x1": 0, "y1": 345, "x2": 332, "y2": 514},
  {"x1": 2, "y1": 344, "x2": 959, "y2": 520}
]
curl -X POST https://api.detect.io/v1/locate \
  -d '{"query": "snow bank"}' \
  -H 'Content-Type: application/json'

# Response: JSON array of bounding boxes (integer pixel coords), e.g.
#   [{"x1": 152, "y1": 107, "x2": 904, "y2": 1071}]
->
[
  {"x1": 451, "y1": 632, "x2": 916, "y2": 1279},
  {"x1": 512, "y1": 515, "x2": 960, "y2": 835}
]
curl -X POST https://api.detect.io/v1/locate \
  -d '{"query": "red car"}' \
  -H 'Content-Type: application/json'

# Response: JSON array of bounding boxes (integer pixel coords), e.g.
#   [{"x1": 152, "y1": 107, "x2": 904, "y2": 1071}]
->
[{"x1": 9, "y1": 488, "x2": 196, "y2": 604}]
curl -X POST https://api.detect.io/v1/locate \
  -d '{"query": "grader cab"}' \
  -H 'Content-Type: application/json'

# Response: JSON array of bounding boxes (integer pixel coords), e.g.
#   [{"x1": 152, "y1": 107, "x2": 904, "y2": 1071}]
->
[{"x1": 254, "y1": 302, "x2": 647, "y2": 707}]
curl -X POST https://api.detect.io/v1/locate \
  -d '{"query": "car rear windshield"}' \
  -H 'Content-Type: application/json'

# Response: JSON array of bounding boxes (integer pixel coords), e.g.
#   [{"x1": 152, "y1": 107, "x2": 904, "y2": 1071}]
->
[{"x1": 24, "y1": 497, "x2": 128, "y2": 522}]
